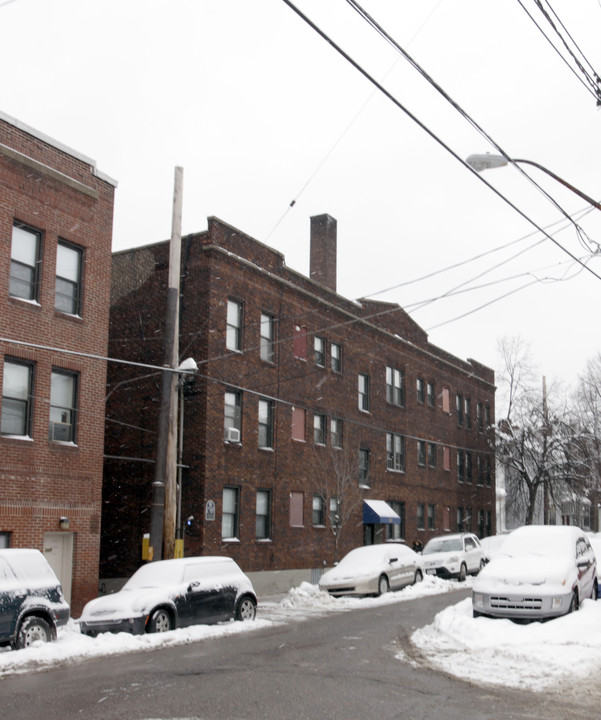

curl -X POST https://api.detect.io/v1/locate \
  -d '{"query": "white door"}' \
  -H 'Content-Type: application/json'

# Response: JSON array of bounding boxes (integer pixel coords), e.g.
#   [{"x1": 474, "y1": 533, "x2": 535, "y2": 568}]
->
[{"x1": 43, "y1": 532, "x2": 74, "y2": 606}]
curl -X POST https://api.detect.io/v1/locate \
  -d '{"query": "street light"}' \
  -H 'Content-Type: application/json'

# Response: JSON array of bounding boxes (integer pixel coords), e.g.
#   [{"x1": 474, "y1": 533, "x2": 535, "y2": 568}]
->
[{"x1": 466, "y1": 153, "x2": 601, "y2": 212}]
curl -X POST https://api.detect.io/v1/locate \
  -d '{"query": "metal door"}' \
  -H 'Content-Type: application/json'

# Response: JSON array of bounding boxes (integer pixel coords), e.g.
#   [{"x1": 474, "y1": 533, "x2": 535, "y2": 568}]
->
[{"x1": 43, "y1": 533, "x2": 73, "y2": 606}]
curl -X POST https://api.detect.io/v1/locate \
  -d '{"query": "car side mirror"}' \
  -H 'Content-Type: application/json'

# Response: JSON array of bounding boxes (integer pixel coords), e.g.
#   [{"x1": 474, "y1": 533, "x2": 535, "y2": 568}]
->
[
  {"x1": 187, "y1": 580, "x2": 201, "y2": 592},
  {"x1": 389, "y1": 557, "x2": 398, "y2": 564}
]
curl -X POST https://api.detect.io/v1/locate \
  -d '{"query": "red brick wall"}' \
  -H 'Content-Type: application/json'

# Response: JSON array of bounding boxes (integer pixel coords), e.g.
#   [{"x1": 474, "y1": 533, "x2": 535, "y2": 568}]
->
[
  {"x1": 0, "y1": 116, "x2": 115, "y2": 615},
  {"x1": 103, "y1": 217, "x2": 495, "y2": 579}
]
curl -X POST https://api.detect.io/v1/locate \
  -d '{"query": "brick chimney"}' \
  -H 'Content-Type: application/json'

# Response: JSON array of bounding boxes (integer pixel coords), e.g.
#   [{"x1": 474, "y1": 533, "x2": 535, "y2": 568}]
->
[{"x1": 310, "y1": 214, "x2": 337, "y2": 292}]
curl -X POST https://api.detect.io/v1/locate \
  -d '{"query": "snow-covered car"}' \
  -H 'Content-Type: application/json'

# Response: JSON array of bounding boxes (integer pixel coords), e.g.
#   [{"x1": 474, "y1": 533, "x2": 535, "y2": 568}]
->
[
  {"x1": 479, "y1": 534, "x2": 509, "y2": 562},
  {"x1": 421, "y1": 533, "x2": 485, "y2": 581},
  {"x1": 472, "y1": 525, "x2": 598, "y2": 620},
  {"x1": 586, "y1": 534, "x2": 601, "y2": 599},
  {"x1": 318, "y1": 543, "x2": 423, "y2": 597},
  {"x1": 79, "y1": 556, "x2": 257, "y2": 636},
  {"x1": 0, "y1": 548, "x2": 70, "y2": 650}
]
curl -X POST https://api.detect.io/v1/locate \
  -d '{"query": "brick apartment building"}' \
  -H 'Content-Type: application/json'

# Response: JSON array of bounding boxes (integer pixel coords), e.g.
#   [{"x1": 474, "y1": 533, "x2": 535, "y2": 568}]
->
[
  {"x1": 0, "y1": 112, "x2": 116, "y2": 614},
  {"x1": 102, "y1": 214, "x2": 496, "y2": 588}
]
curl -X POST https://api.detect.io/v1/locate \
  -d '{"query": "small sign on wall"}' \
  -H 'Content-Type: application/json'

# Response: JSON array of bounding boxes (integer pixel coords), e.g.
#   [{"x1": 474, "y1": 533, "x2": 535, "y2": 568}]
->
[{"x1": 205, "y1": 500, "x2": 216, "y2": 522}]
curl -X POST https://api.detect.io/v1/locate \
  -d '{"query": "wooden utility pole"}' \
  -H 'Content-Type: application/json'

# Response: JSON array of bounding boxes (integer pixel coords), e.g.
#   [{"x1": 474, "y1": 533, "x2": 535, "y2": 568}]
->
[{"x1": 149, "y1": 166, "x2": 183, "y2": 561}]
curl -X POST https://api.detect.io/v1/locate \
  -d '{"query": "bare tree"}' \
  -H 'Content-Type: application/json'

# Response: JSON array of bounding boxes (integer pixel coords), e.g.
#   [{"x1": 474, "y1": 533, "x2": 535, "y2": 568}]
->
[
  {"x1": 496, "y1": 338, "x2": 576, "y2": 526},
  {"x1": 572, "y1": 353, "x2": 601, "y2": 528},
  {"x1": 311, "y1": 440, "x2": 364, "y2": 562}
]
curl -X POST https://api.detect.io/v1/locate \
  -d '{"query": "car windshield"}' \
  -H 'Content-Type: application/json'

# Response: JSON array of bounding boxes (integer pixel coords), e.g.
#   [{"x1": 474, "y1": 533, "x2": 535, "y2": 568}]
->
[
  {"x1": 123, "y1": 562, "x2": 185, "y2": 590},
  {"x1": 423, "y1": 538, "x2": 463, "y2": 554}
]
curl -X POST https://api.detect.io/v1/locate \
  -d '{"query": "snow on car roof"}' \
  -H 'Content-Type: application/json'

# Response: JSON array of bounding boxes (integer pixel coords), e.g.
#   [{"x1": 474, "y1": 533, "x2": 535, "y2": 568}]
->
[
  {"x1": 0, "y1": 548, "x2": 59, "y2": 583},
  {"x1": 500, "y1": 525, "x2": 584, "y2": 558}
]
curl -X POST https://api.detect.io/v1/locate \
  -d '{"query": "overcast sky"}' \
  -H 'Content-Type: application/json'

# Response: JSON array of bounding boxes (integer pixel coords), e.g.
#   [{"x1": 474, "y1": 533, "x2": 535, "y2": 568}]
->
[{"x1": 3, "y1": 0, "x2": 601, "y2": 394}]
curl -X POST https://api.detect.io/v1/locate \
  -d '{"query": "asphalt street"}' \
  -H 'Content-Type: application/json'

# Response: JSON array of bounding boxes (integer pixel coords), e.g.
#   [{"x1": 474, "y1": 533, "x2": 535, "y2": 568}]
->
[{"x1": 1, "y1": 589, "x2": 595, "y2": 720}]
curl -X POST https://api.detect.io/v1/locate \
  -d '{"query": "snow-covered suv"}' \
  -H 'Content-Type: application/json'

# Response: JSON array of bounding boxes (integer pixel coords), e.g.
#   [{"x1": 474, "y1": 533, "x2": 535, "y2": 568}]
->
[
  {"x1": 421, "y1": 533, "x2": 485, "y2": 581},
  {"x1": 0, "y1": 549, "x2": 70, "y2": 649}
]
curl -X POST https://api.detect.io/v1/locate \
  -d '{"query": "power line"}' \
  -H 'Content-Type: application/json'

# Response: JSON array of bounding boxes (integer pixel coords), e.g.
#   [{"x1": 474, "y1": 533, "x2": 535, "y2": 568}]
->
[
  {"x1": 517, "y1": 0, "x2": 601, "y2": 105},
  {"x1": 280, "y1": 0, "x2": 601, "y2": 284},
  {"x1": 344, "y1": 0, "x2": 597, "y2": 252},
  {"x1": 264, "y1": 0, "x2": 446, "y2": 242}
]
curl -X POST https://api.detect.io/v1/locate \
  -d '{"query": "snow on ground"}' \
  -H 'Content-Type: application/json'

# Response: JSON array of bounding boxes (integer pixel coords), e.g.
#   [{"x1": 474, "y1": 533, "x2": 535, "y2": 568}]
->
[
  {"x1": 410, "y1": 595, "x2": 601, "y2": 692},
  {"x1": 2, "y1": 575, "x2": 601, "y2": 696}
]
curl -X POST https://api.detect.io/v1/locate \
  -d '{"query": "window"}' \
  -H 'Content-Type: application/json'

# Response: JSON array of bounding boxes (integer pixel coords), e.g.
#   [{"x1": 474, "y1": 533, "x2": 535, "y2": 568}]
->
[
  {"x1": 417, "y1": 503, "x2": 425, "y2": 530},
  {"x1": 428, "y1": 504, "x2": 435, "y2": 530},
  {"x1": 331, "y1": 342, "x2": 342, "y2": 373},
  {"x1": 314, "y1": 336, "x2": 325, "y2": 367},
  {"x1": 464, "y1": 397, "x2": 471, "y2": 429},
  {"x1": 456, "y1": 507, "x2": 464, "y2": 532},
  {"x1": 477, "y1": 456, "x2": 484, "y2": 485},
  {"x1": 291, "y1": 406, "x2": 305, "y2": 442},
  {"x1": 416, "y1": 378, "x2": 425, "y2": 404},
  {"x1": 313, "y1": 413, "x2": 326, "y2": 445},
  {"x1": 222, "y1": 487, "x2": 239, "y2": 539},
  {"x1": 260, "y1": 312, "x2": 275, "y2": 363},
  {"x1": 386, "y1": 432, "x2": 405, "y2": 472},
  {"x1": 358, "y1": 373, "x2": 370, "y2": 412},
  {"x1": 417, "y1": 440, "x2": 426, "y2": 467},
  {"x1": 456, "y1": 394, "x2": 464, "y2": 426},
  {"x1": 386, "y1": 366, "x2": 405, "y2": 406},
  {"x1": 1, "y1": 359, "x2": 33, "y2": 436},
  {"x1": 226, "y1": 299, "x2": 243, "y2": 351},
  {"x1": 485, "y1": 404, "x2": 491, "y2": 428},
  {"x1": 466, "y1": 451, "x2": 473, "y2": 483},
  {"x1": 0, "y1": 532, "x2": 9, "y2": 549},
  {"x1": 55, "y1": 241, "x2": 83, "y2": 315},
  {"x1": 358, "y1": 448, "x2": 370, "y2": 486},
  {"x1": 478, "y1": 509, "x2": 485, "y2": 538},
  {"x1": 290, "y1": 491, "x2": 304, "y2": 526},
  {"x1": 10, "y1": 223, "x2": 41, "y2": 301},
  {"x1": 256, "y1": 490, "x2": 271, "y2": 540},
  {"x1": 224, "y1": 389, "x2": 242, "y2": 441},
  {"x1": 457, "y1": 449, "x2": 465, "y2": 482},
  {"x1": 330, "y1": 417, "x2": 343, "y2": 448},
  {"x1": 477, "y1": 402, "x2": 484, "y2": 432},
  {"x1": 258, "y1": 398, "x2": 274, "y2": 449},
  {"x1": 485, "y1": 456, "x2": 492, "y2": 487},
  {"x1": 329, "y1": 497, "x2": 340, "y2": 528},
  {"x1": 49, "y1": 369, "x2": 78, "y2": 443},
  {"x1": 386, "y1": 501, "x2": 405, "y2": 541},
  {"x1": 427, "y1": 381, "x2": 435, "y2": 407},
  {"x1": 293, "y1": 325, "x2": 307, "y2": 360},
  {"x1": 427, "y1": 442, "x2": 437, "y2": 468},
  {"x1": 312, "y1": 495, "x2": 325, "y2": 526}
]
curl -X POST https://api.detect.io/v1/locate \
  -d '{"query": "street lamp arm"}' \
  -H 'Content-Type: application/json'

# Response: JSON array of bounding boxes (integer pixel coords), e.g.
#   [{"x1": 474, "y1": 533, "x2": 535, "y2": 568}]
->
[{"x1": 512, "y1": 158, "x2": 601, "y2": 212}]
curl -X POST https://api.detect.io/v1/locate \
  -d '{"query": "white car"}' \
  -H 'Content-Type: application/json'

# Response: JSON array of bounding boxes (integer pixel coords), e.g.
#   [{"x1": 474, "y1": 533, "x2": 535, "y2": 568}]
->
[
  {"x1": 589, "y1": 534, "x2": 601, "y2": 599},
  {"x1": 472, "y1": 525, "x2": 597, "y2": 620},
  {"x1": 319, "y1": 544, "x2": 423, "y2": 597},
  {"x1": 79, "y1": 556, "x2": 257, "y2": 636},
  {"x1": 421, "y1": 533, "x2": 485, "y2": 581}
]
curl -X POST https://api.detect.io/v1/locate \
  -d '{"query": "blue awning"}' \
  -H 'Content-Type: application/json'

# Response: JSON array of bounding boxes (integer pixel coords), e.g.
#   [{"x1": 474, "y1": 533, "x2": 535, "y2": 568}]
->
[{"x1": 363, "y1": 499, "x2": 401, "y2": 525}]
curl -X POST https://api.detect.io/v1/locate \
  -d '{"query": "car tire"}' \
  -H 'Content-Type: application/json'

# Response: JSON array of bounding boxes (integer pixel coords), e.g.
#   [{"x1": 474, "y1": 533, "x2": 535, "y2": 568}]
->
[
  {"x1": 478, "y1": 559, "x2": 486, "y2": 573},
  {"x1": 472, "y1": 609, "x2": 483, "y2": 619},
  {"x1": 147, "y1": 608, "x2": 172, "y2": 633},
  {"x1": 235, "y1": 595, "x2": 257, "y2": 621},
  {"x1": 413, "y1": 569, "x2": 423, "y2": 584},
  {"x1": 15, "y1": 616, "x2": 52, "y2": 649},
  {"x1": 377, "y1": 574, "x2": 390, "y2": 596},
  {"x1": 591, "y1": 579, "x2": 598, "y2": 601},
  {"x1": 569, "y1": 590, "x2": 579, "y2": 613},
  {"x1": 458, "y1": 563, "x2": 467, "y2": 582}
]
